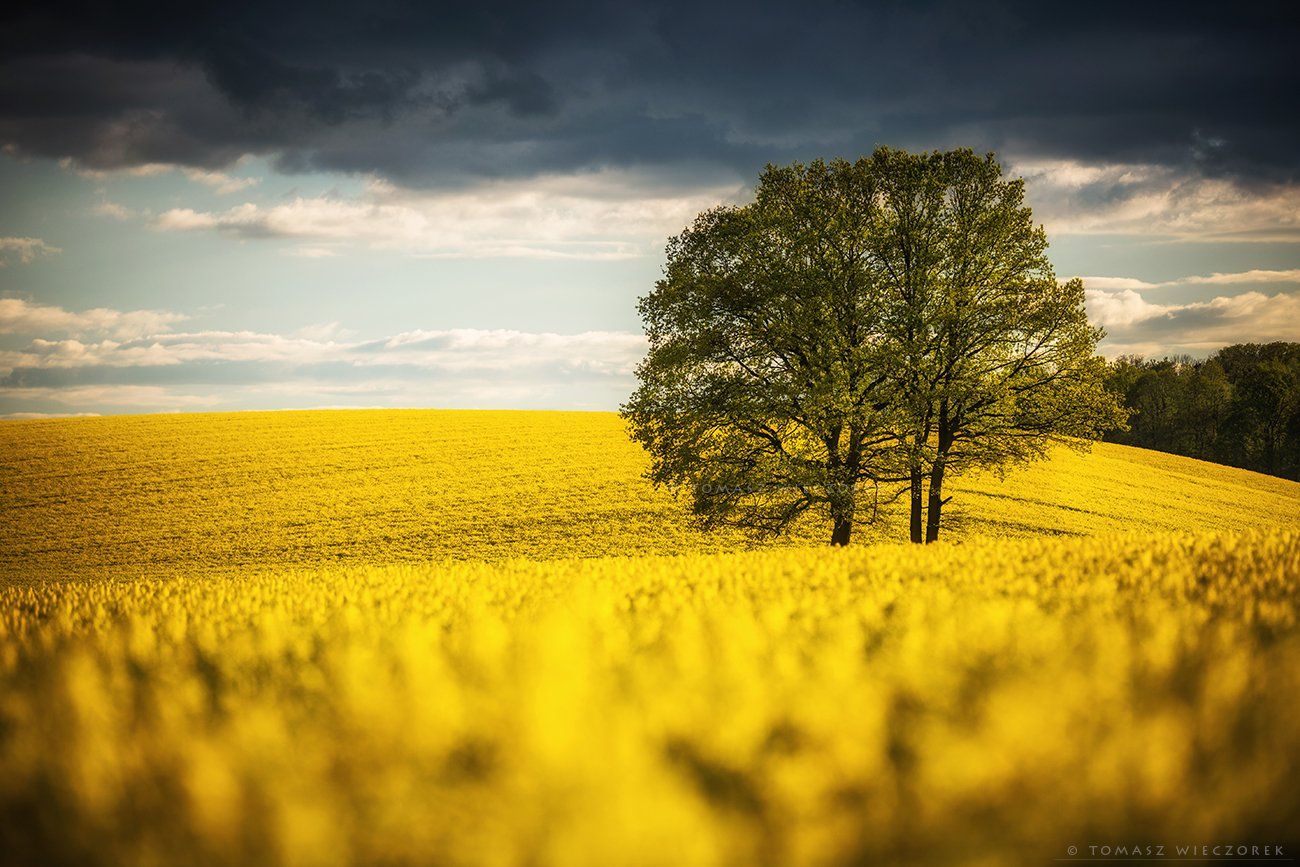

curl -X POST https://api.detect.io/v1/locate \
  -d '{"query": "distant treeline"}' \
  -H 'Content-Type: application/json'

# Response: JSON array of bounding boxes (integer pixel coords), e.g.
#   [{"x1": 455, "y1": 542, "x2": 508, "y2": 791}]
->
[{"x1": 1104, "y1": 343, "x2": 1300, "y2": 481}]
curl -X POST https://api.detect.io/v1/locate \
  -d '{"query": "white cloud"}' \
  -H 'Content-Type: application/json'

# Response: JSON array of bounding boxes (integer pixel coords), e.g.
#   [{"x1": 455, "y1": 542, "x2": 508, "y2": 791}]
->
[
  {"x1": 181, "y1": 168, "x2": 259, "y2": 195},
  {"x1": 1076, "y1": 269, "x2": 1300, "y2": 292},
  {"x1": 0, "y1": 326, "x2": 646, "y2": 375},
  {"x1": 366, "y1": 328, "x2": 646, "y2": 373},
  {"x1": 1014, "y1": 158, "x2": 1300, "y2": 241},
  {"x1": 90, "y1": 200, "x2": 137, "y2": 220},
  {"x1": 60, "y1": 158, "x2": 173, "y2": 179},
  {"x1": 0, "y1": 298, "x2": 188, "y2": 339},
  {"x1": 0, "y1": 331, "x2": 338, "y2": 370},
  {"x1": 152, "y1": 170, "x2": 744, "y2": 259},
  {"x1": 152, "y1": 207, "x2": 221, "y2": 231},
  {"x1": 60, "y1": 157, "x2": 257, "y2": 194},
  {"x1": 0, "y1": 385, "x2": 219, "y2": 408},
  {"x1": 1078, "y1": 276, "x2": 1161, "y2": 291},
  {"x1": 1179, "y1": 268, "x2": 1300, "y2": 285},
  {"x1": 1087, "y1": 287, "x2": 1300, "y2": 356},
  {"x1": 1086, "y1": 288, "x2": 1170, "y2": 328},
  {"x1": 0, "y1": 237, "x2": 61, "y2": 266},
  {"x1": 0, "y1": 320, "x2": 648, "y2": 414}
]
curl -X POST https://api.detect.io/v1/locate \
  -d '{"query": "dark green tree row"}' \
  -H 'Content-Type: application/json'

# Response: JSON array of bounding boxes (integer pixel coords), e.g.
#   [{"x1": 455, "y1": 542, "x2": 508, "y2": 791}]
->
[{"x1": 1105, "y1": 343, "x2": 1300, "y2": 481}]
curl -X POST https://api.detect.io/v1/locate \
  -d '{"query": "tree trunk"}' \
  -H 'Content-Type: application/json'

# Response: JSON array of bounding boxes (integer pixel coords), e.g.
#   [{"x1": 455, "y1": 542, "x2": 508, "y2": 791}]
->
[
  {"x1": 924, "y1": 458, "x2": 945, "y2": 543},
  {"x1": 831, "y1": 514, "x2": 853, "y2": 546},
  {"x1": 925, "y1": 404, "x2": 953, "y2": 544},
  {"x1": 909, "y1": 467, "x2": 924, "y2": 543}
]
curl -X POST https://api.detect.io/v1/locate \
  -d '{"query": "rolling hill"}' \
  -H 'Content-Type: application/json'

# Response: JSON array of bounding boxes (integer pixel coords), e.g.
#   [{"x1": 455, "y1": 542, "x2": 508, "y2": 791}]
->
[{"x1": 2, "y1": 408, "x2": 1298, "y2": 580}]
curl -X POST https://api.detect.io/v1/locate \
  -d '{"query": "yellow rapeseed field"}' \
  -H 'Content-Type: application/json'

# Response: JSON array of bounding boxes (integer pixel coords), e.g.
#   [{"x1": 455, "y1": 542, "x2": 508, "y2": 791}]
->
[
  {"x1": 2, "y1": 410, "x2": 1300, "y2": 866},
  {"x1": 3, "y1": 533, "x2": 1299, "y2": 865},
  {"x1": 2, "y1": 409, "x2": 1297, "y2": 579}
]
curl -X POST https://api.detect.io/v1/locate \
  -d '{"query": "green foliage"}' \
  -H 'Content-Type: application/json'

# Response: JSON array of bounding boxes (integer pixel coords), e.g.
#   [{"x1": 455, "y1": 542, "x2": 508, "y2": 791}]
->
[
  {"x1": 623, "y1": 148, "x2": 1125, "y2": 545},
  {"x1": 1105, "y1": 342, "x2": 1300, "y2": 480},
  {"x1": 623, "y1": 158, "x2": 902, "y2": 542}
]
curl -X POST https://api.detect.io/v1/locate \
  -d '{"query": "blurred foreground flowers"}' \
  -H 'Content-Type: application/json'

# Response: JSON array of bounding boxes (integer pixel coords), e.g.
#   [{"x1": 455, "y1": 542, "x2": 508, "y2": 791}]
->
[{"x1": 2, "y1": 530, "x2": 1298, "y2": 866}]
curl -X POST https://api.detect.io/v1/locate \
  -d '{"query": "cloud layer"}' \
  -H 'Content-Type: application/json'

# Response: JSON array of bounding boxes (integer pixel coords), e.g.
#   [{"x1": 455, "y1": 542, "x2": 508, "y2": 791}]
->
[
  {"x1": 1077, "y1": 267, "x2": 1300, "y2": 356},
  {"x1": 3, "y1": 2, "x2": 1296, "y2": 191},
  {"x1": 1081, "y1": 269, "x2": 1300, "y2": 292},
  {"x1": 148, "y1": 172, "x2": 742, "y2": 259},
  {"x1": 0, "y1": 298, "x2": 187, "y2": 338},
  {"x1": 0, "y1": 298, "x2": 646, "y2": 414},
  {"x1": 1086, "y1": 288, "x2": 1300, "y2": 356},
  {"x1": 1015, "y1": 160, "x2": 1300, "y2": 241},
  {"x1": 5, "y1": 280, "x2": 1297, "y2": 416}
]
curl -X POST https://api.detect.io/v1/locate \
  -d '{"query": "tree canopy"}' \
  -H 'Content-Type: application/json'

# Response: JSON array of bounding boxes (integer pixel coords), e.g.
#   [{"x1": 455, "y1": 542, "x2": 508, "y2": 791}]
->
[{"x1": 622, "y1": 148, "x2": 1124, "y2": 545}]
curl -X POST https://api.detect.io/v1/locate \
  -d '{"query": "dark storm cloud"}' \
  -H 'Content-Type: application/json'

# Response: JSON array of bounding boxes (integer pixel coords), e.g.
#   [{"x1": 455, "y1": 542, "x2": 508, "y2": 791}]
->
[{"x1": 1, "y1": 0, "x2": 1297, "y2": 185}]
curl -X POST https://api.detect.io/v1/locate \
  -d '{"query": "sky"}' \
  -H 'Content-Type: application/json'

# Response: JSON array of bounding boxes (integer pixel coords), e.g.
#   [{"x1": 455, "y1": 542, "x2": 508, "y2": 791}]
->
[{"x1": 1, "y1": 0, "x2": 1298, "y2": 418}]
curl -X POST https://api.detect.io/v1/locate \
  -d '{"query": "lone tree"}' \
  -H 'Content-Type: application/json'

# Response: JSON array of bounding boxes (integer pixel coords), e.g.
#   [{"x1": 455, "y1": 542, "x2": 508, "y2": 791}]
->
[
  {"x1": 867, "y1": 148, "x2": 1126, "y2": 542},
  {"x1": 622, "y1": 160, "x2": 903, "y2": 545},
  {"x1": 622, "y1": 149, "x2": 1124, "y2": 545}
]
